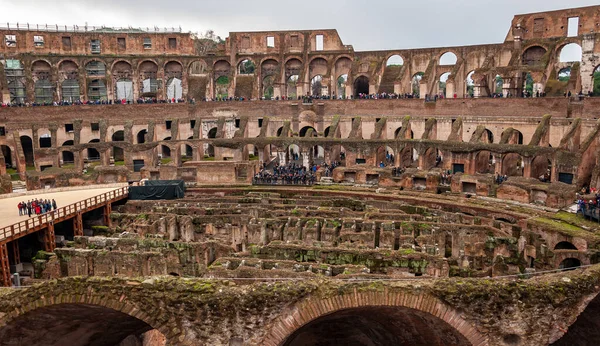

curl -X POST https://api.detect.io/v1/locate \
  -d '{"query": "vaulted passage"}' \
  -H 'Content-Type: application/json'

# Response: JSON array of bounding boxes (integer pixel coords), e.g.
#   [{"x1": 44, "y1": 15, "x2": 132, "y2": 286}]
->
[
  {"x1": 552, "y1": 293, "x2": 600, "y2": 346},
  {"x1": 0, "y1": 303, "x2": 159, "y2": 346},
  {"x1": 281, "y1": 306, "x2": 472, "y2": 346}
]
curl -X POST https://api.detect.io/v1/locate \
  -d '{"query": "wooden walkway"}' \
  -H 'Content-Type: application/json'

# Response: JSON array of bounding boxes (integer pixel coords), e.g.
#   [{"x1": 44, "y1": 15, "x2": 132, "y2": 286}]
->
[{"x1": 0, "y1": 187, "x2": 128, "y2": 286}]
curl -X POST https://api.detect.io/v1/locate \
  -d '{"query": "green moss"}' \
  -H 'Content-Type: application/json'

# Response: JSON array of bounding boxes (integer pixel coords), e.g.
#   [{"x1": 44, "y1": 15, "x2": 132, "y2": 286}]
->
[{"x1": 529, "y1": 217, "x2": 600, "y2": 241}]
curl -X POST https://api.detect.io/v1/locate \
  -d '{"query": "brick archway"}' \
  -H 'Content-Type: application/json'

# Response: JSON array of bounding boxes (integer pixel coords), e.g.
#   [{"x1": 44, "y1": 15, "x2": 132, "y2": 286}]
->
[
  {"x1": 0, "y1": 292, "x2": 171, "y2": 342},
  {"x1": 260, "y1": 289, "x2": 487, "y2": 346}
]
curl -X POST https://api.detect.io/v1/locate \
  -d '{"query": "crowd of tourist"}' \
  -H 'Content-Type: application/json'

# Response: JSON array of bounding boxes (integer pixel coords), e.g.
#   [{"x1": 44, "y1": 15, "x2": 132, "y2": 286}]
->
[
  {"x1": 253, "y1": 162, "x2": 316, "y2": 185},
  {"x1": 17, "y1": 198, "x2": 58, "y2": 217},
  {"x1": 2, "y1": 89, "x2": 596, "y2": 108}
]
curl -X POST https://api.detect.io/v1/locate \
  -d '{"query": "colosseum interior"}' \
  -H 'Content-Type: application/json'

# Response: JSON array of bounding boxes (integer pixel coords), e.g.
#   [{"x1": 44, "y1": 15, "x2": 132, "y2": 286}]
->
[{"x1": 1, "y1": 4, "x2": 600, "y2": 346}]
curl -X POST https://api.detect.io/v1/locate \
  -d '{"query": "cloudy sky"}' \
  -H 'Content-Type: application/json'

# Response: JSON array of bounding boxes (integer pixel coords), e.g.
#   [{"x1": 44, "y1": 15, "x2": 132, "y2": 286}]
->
[{"x1": 4, "y1": 0, "x2": 597, "y2": 50}]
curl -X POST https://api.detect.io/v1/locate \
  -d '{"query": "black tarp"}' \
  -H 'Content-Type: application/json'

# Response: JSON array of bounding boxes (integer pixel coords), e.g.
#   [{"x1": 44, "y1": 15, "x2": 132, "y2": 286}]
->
[{"x1": 128, "y1": 180, "x2": 185, "y2": 200}]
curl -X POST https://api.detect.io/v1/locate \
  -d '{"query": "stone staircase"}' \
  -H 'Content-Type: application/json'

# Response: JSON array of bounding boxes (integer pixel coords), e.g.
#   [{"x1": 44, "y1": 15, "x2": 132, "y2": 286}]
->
[{"x1": 11, "y1": 180, "x2": 26, "y2": 192}]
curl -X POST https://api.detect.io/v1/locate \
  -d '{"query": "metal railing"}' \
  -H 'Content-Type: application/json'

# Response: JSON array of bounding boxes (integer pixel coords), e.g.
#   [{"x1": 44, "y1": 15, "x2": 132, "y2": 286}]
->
[
  {"x1": 1, "y1": 23, "x2": 183, "y2": 33},
  {"x1": 0, "y1": 187, "x2": 128, "y2": 242}
]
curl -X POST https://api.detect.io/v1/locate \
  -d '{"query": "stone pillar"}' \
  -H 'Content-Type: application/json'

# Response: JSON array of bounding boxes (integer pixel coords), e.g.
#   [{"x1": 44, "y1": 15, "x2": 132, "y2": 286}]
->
[
  {"x1": 74, "y1": 151, "x2": 84, "y2": 173},
  {"x1": 523, "y1": 157, "x2": 533, "y2": 178},
  {"x1": 100, "y1": 148, "x2": 111, "y2": 166}
]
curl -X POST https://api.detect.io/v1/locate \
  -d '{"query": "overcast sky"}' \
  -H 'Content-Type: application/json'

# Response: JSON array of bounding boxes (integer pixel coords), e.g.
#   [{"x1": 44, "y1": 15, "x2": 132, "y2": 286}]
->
[{"x1": 4, "y1": 0, "x2": 597, "y2": 51}]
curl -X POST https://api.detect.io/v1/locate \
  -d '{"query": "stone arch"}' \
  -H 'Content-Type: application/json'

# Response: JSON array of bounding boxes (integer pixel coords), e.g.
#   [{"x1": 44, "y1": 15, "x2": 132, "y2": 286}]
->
[
  {"x1": 558, "y1": 43, "x2": 582, "y2": 63},
  {"x1": 412, "y1": 72, "x2": 425, "y2": 97},
  {"x1": 354, "y1": 75, "x2": 370, "y2": 97},
  {"x1": 261, "y1": 290, "x2": 486, "y2": 346},
  {"x1": 376, "y1": 145, "x2": 395, "y2": 167},
  {"x1": 136, "y1": 129, "x2": 148, "y2": 144},
  {"x1": 439, "y1": 51, "x2": 458, "y2": 65},
  {"x1": 207, "y1": 127, "x2": 218, "y2": 139},
  {"x1": 309, "y1": 57, "x2": 328, "y2": 79},
  {"x1": 87, "y1": 139, "x2": 100, "y2": 161},
  {"x1": 336, "y1": 74, "x2": 348, "y2": 98},
  {"x1": 0, "y1": 293, "x2": 168, "y2": 346},
  {"x1": 32, "y1": 60, "x2": 53, "y2": 103},
  {"x1": 501, "y1": 129, "x2": 524, "y2": 145},
  {"x1": 237, "y1": 59, "x2": 256, "y2": 75},
  {"x1": 165, "y1": 61, "x2": 183, "y2": 100},
  {"x1": 502, "y1": 153, "x2": 524, "y2": 176},
  {"x1": 559, "y1": 258, "x2": 581, "y2": 269},
  {"x1": 531, "y1": 155, "x2": 552, "y2": 180},
  {"x1": 466, "y1": 70, "x2": 475, "y2": 97},
  {"x1": 386, "y1": 54, "x2": 404, "y2": 66},
  {"x1": 475, "y1": 150, "x2": 493, "y2": 174},
  {"x1": 84, "y1": 59, "x2": 106, "y2": 77},
  {"x1": 138, "y1": 60, "x2": 159, "y2": 97},
  {"x1": 439, "y1": 72, "x2": 451, "y2": 96},
  {"x1": 1, "y1": 145, "x2": 13, "y2": 167},
  {"x1": 555, "y1": 241, "x2": 578, "y2": 250},
  {"x1": 299, "y1": 126, "x2": 317, "y2": 138},
  {"x1": 60, "y1": 150, "x2": 75, "y2": 165},
  {"x1": 87, "y1": 79, "x2": 107, "y2": 101},
  {"x1": 20, "y1": 135, "x2": 34, "y2": 166},
  {"x1": 522, "y1": 46, "x2": 547, "y2": 66},
  {"x1": 310, "y1": 75, "x2": 324, "y2": 96},
  {"x1": 188, "y1": 59, "x2": 208, "y2": 75}
]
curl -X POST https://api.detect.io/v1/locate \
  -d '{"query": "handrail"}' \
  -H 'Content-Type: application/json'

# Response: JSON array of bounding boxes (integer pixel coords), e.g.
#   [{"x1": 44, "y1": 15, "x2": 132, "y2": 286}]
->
[
  {"x1": 1, "y1": 23, "x2": 183, "y2": 33},
  {"x1": 0, "y1": 187, "x2": 128, "y2": 242}
]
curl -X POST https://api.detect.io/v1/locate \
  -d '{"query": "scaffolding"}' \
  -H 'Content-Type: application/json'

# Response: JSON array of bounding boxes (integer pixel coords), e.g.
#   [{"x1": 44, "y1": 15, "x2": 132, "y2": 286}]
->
[{"x1": 1, "y1": 23, "x2": 183, "y2": 33}]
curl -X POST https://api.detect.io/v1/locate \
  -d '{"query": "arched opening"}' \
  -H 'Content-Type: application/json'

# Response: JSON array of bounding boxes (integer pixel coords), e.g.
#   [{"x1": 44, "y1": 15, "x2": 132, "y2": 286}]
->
[
  {"x1": 215, "y1": 76, "x2": 229, "y2": 99},
  {"x1": 558, "y1": 67, "x2": 571, "y2": 82},
  {"x1": 386, "y1": 55, "x2": 404, "y2": 66},
  {"x1": 559, "y1": 258, "x2": 581, "y2": 270},
  {"x1": 502, "y1": 153, "x2": 524, "y2": 176},
  {"x1": 87, "y1": 80, "x2": 107, "y2": 101},
  {"x1": 299, "y1": 126, "x2": 317, "y2": 138},
  {"x1": 523, "y1": 72, "x2": 534, "y2": 96},
  {"x1": 189, "y1": 60, "x2": 208, "y2": 75},
  {"x1": 594, "y1": 65, "x2": 600, "y2": 96},
  {"x1": 277, "y1": 126, "x2": 284, "y2": 137},
  {"x1": 62, "y1": 140, "x2": 74, "y2": 146},
  {"x1": 238, "y1": 59, "x2": 255, "y2": 74},
  {"x1": 439, "y1": 52, "x2": 458, "y2": 65},
  {"x1": 39, "y1": 134, "x2": 52, "y2": 148},
  {"x1": 522, "y1": 46, "x2": 547, "y2": 66},
  {"x1": 550, "y1": 289, "x2": 600, "y2": 345},
  {"x1": 439, "y1": 72, "x2": 451, "y2": 97},
  {"x1": 475, "y1": 151, "x2": 493, "y2": 174},
  {"x1": 287, "y1": 144, "x2": 301, "y2": 164},
  {"x1": 115, "y1": 79, "x2": 133, "y2": 102},
  {"x1": 207, "y1": 127, "x2": 218, "y2": 139},
  {"x1": 483, "y1": 129, "x2": 494, "y2": 143},
  {"x1": 337, "y1": 74, "x2": 348, "y2": 98},
  {"x1": 61, "y1": 79, "x2": 80, "y2": 102},
  {"x1": 554, "y1": 241, "x2": 578, "y2": 250},
  {"x1": 87, "y1": 139, "x2": 100, "y2": 161},
  {"x1": 0, "y1": 303, "x2": 163, "y2": 346},
  {"x1": 205, "y1": 144, "x2": 215, "y2": 158},
  {"x1": 111, "y1": 131, "x2": 125, "y2": 162},
  {"x1": 166, "y1": 77, "x2": 182, "y2": 100},
  {"x1": 324, "y1": 126, "x2": 331, "y2": 138},
  {"x1": 287, "y1": 75, "x2": 299, "y2": 99},
  {"x1": 61, "y1": 151, "x2": 74, "y2": 165},
  {"x1": 281, "y1": 306, "x2": 472, "y2": 346},
  {"x1": 32, "y1": 60, "x2": 52, "y2": 104},
  {"x1": 85, "y1": 60, "x2": 105, "y2": 77},
  {"x1": 139, "y1": 61, "x2": 158, "y2": 98},
  {"x1": 58, "y1": 60, "x2": 79, "y2": 102},
  {"x1": 395, "y1": 127, "x2": 403, "y2": 139},
  {"x1": 34, "y1": 77, "x2": 53, "y2": 104},
  {"x1": 262, "y1": 75, "x2": 275, "y2": 99},
  {"x1": 311, "y1": 75, "x2": 323, "y2": 96},
  {"x1": 466, "y1": 71, "x2": 475, "y2": 97},
  {"x1": 136, "y1": 130, "x2": 147, "y2": 144},
  {"x1": 411, "y1": 72, "x2": 424, "y2": 97},
  {"x1": 1, "y1": 145, "x2": 13, "y2": 167},
  {"x1": 354, "y1": 76, "x2": 370, "y2": 97},
  {"x1": 183, "y1": 144, "x2": 193, "y2": 161},
  {"x1": 531, "y1": 155, "x2": 552, "y2": 181},
  {"x1": 19, "y1": 136, "x2": 34, "y2": 166},
  {"x1": 494, "y1": 75, "x2": 504, "y2": 95},
  {"x1": 161, "y1": 145, "x2": 171, "y2": 158},
  {"x1": 559, "y1": 43, "x2": 583, "y2": 63},
  {"x1": 376, "y1": 146, "x2": 395, "y2": 167}
]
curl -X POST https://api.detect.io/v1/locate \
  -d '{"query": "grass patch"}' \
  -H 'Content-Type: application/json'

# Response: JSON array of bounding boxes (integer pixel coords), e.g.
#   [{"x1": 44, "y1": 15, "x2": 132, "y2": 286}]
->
[
  {"x1": 553, "y1": 211, "x2": 600, "y2": 231},
  {"x1": 114, "y1": 161, "x2": 125, "y2": 166},
  {"x1": 529, "y1": 216, "x2": 600, "y2": 241},
  {"x1": 161, "y1": 158, "x2": 172, "y2": 165}
]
